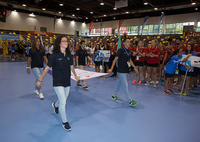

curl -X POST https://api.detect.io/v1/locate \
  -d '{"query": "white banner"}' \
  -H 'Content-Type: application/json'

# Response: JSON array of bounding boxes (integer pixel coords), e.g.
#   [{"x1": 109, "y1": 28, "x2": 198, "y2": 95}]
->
[
  {"x1": 182, "y1": 55, "x2": 200, "y2": 68},
  {"x1": 71, "y1": 69, "x2": 108, "y2": 80},
  {"x1": 98, "y1": 50, "x2": 110, "y2": 58}
]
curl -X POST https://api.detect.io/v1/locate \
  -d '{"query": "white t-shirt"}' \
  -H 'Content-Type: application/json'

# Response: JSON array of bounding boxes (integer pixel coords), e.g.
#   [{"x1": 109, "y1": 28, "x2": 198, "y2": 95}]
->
[
  {"x1": 100, "y1": 46, "x2": 104, "y2": 50},
  {"x1": 44, "y1": 45, "x2": 49, "y2": 54},
  {"x1": 48, "y1": 45, "x2": 53, "y2": 54},
  {"x1": 85, "y1": 46, "x2": 90, "y2": 54},
  {"x1": 90, "y1": 48, "x2": 95, "y2": 54}
]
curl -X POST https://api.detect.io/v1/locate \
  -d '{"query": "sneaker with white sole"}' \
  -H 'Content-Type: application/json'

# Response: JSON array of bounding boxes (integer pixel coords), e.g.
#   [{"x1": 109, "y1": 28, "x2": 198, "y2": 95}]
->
[
  {"x1": 39, "y1": 93, "x2": 44, "y2": 100},
  {"x1": 34, "y1": 89, "x2": 39, "y2": 95},
  {"x1": 144, "y1": 82, "x2": 149, "y2": 86},
  {"x1": 83, "y1": 86, "x2": 89, "y2": 91},
  {"x1": 62, "y1": 122, "x2": 71, "y2": 131},
  {"x1": 154, "y1": 84, "x2": 157, "y2": 88},
  {"x1": 52, "y1": 103, "x2": 59, "y2": 114},
  {"x1": 150, "y1": 81, "x2": 154, "y2": 84}
]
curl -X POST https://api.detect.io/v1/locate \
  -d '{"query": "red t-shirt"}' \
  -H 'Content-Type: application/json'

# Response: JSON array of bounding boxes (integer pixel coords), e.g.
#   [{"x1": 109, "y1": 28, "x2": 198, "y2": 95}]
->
[
  {"x1": 146, "y1": 46, "x2": 160, "y2": 64},
  {"x1": 129, "y1": 46, "x2": 135, "y2": 56},
  {"x1": 110, "y1": 45, "x2": 117, "y2": 55},
  {"x1": 160, "y1": 48, "x2": 170, "y2": 62},
  {"x1": 194, "y1": 45, "x2": 200, "y2": 57},
  {"x1": 172, "y1": 45, "x2": 186, "y2": 52},
  {"x1": 134, "y1": 47, "x2": 146, "y2": 62}
]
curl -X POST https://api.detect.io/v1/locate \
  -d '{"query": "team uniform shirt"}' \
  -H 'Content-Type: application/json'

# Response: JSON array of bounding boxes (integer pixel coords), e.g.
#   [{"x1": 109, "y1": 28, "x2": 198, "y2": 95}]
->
[
  {"x1": 129, "y1": 46, "x2": 135, "y2": 56},
  {"x1": 94, "y1": 50, "x2": 101, "y2": 62},
  {"x1": 143, "y1": 47, "x2": 148, "y2": 61},
  {"x1": 165, "y1": 55, "x2": 182, "y2": 74},
  {"x1": 146, "y1": 46, "x2": 160, "y2": 64},
  {"x1": 76, "y1": 48, "x2": 89, "y2": 65},
  {"x1": 110, "y1": 45, "x2": 117, "y2": 56},
  {"x1": 11, "y1": 45, "x2": 15, "y2": 54},
  {"x1": 47, "y1": 52, "x2": 73, "y2": 87},
  {"x1": 194, "y1": 45, "x2": 200, "y2": 57},
  {"x1": 90, "y1": 48, "x2": 95, "y2": 55},
  {"x1": 28, "y1": 48, "x2": 45, "y2": 69},
  {"x1": 179, "y1": 51, "x2": 198, "y2": 72},
  {"x1": 134, "y1": 47, "x2": 146, "y2": 62},
  {"x1": 116, "y1": 47, "x2": 131, "y2": 73},
  {"x1": 172, "y1": 45, "x2": 186, "y2": 52},
  {"x1": 25, "y1": 46, "x2": 31, "y2": 55},
  {"x1": 160, "y1": 48, "x2": 171, "y2": 62}
]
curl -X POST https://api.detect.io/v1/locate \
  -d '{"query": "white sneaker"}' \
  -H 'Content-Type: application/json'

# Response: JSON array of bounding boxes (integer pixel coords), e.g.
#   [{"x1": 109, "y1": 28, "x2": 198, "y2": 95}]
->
[
  {"x1": 156, "y1": 81, "x2": 159, "y2": 84},
  {"x1": 39, "y1": 93, "x2": 44, "y2": 100},
  {"x1": 154, "y1": 84, "x2": 157, "y2": 88},
  {"x1": 144, "y1": 82, "x2": 149, "y2": 86},
  {"x1": 150, "y1": 81, "x2": 154, "y2": 84},
  {"x1": 34, "y1": 89, "x2": 39, "y2": 95}
]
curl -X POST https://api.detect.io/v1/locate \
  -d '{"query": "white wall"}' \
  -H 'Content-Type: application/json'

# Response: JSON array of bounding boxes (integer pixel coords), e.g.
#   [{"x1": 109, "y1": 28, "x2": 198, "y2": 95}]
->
[
  {"x1": 89, "y1": 12, "x2": 200, "y2": 30},
  {"x1": 0, "y1": 10, "x2": 87, "y2": 35}
]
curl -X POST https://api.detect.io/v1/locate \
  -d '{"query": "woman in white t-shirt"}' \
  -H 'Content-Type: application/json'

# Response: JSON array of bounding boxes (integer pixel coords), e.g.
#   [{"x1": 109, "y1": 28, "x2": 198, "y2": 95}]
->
[
  {"x1": 90, "y1": 44, "x2": 95, "y2": 65},
  {"x1": 85, "y1": 43, "x2": 91, "y2": 66}
]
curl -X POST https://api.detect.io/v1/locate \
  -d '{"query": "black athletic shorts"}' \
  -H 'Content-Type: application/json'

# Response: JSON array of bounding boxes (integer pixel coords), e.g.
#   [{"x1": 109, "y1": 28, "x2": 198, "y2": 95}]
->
[
  {"x1": 165, "y1": 73, "x2": 174, "y2": 78},
  {"x1": 104, "y1": 62, "x2": 109, "y2": 66},
  {"x1": 134, "y1": 61, "x2": 144, "y2": 66},
  {"x1": 191, "y1": 67, "x2": 199, "y2": 77},
  {"x1": 147, "y1": 63, "x2": 159, "y2": 67},
  {"x1": 160, "y1": 61, "x2": 167, "y2": 65},
  {"x1": 179, "y1": 70, "x2": 193, "y2": 77},
  {"x1": 144, "y1": 61, "x2": 147, "y2": 66},
  {"x1": 94, "y1": 61, "x2": 100, "y2": 66}
]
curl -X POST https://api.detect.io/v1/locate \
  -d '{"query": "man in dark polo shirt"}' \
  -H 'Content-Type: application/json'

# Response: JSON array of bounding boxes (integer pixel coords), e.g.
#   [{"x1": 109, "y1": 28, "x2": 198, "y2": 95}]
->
[
  {"x1": 108, "y1": 38, "x2": 138, "y2": 106},
  {"x1": 76, "y1": 40, "x2": 95, "y2": 90}
]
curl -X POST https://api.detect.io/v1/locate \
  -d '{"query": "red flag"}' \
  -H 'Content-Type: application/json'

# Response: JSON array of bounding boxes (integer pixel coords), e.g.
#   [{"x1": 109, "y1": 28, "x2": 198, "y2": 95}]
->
[
  {"x1": 89, "y1": 21, "x2": 94, "y2": 35},
  {"x1": 118, "y1": 19, "x2": 123, "y2": 33}
]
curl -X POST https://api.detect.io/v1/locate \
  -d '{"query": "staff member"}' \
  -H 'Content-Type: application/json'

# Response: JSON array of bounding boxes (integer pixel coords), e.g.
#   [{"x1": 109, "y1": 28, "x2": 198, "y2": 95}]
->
[
  {"x1": 108, "y1": 38, "x2": 138, "y2": 106},
  {"x1": 27, "y1": 38, "x2": 48, "y2": 100},
  {"x1": 76, "y1": 41, "x2": 95, "y2": 90},
  {"x1": 36, "y1": 35, "x2": 79, "y2": 131}
]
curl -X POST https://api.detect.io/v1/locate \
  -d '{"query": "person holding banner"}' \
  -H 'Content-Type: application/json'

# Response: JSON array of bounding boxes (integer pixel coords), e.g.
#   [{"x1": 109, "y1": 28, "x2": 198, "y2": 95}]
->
[
  {"x1": 108, "y1": 38, "x2": 138, "y2": 106},
  {"x1": 132, "y1": 41, "x2": 145, "y2": 85},
  {"x1": 179, "y1": 44, "x2": 197, "y2": 96},
  {"x1": 163, "y1": 49, "x2": 192, "y2": 95},
  {"x1": 27, "y1": 38, "x2": 48, "y2": 99},
  {"x1": 36, "y1": 35, "x2": 80, "y2": 131},
  {"x1": 145, "y1": 39, "x2": 160, "y2": 87},
  {"x1": 76, "y1": 40, "x2": 95, "y2": 90}
]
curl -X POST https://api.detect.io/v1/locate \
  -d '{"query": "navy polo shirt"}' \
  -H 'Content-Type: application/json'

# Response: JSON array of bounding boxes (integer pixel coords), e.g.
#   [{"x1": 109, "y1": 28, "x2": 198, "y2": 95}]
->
[
  {"x1": 47, "y1": 52, "x2": 73, "y2": 87},
  {"x1": 76, "y1": 48, "x2": 89, "y2": 65},
  {"x1": 28, "y1": 48, "x2": 45, "y2": 69},
  {"x1": 116, "y1": 47, "x2": 131, "y2": 73}
]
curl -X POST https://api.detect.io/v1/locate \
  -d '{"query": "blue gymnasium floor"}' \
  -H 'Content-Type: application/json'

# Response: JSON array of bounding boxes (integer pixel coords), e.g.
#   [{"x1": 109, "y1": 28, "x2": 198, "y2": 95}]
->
[{"x1": 0, "y1": 57, "x2": 200, "y2": 142}]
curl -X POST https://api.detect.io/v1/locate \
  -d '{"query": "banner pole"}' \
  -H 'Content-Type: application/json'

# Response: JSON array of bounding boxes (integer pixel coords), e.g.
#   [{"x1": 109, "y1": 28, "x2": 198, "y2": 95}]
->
[{"x1": 180, "y1": 70, "x2": 188, "y2": 95}]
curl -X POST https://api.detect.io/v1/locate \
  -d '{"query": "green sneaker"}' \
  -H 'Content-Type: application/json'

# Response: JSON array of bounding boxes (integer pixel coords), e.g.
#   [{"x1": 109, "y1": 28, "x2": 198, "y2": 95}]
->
[
  {"x1": 129, "y1": 100, "x2": 138, "y2": 106},
  {"x1": 111, "y1": 95, "x2": 121, "y2": 102}
]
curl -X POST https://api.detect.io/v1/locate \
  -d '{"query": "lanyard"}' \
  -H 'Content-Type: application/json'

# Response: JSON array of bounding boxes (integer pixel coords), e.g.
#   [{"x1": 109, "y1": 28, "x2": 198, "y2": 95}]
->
[{"x1": 123, "y1": 47, "x2": 130, "y2": 57}]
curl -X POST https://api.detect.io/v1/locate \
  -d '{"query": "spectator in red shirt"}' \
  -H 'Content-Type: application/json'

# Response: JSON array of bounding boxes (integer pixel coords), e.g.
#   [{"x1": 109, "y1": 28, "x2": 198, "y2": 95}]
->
[
  {"x1": 132, "y1": 41, "x2": 146, "y2": 85},
  {"x1": 129, "y1": 41, "x2": 135, "y2": 72},
  {"x1": 145, "y1": 39, "x2": 160, "y2": 87},
  {"x1": 143, "y1": 42, "x2": 148, "y2": 82},
  {"x1": 172, "y1": 38, "x2": 186, "y2": 52}
]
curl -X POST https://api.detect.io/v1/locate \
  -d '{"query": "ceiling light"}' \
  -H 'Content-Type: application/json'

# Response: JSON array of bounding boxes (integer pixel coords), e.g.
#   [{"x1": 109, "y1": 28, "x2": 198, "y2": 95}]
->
[
  {"x1": 104, "y1": 15, "x2": 106, "y2": 17},
  {"x1": 96, "y1": 19, "x2": 98, "y2": 21},
  {"x1": 191, "y1": 2, "x2": 196, "y2": 5},
  {"x1": 22, "y1": 4, "x2": 26, "y2": 6},
  {"x1": 59, "y1": 3, "x2": 63, "y2": 6},
  {"x1": 144, "y1": 2, "x2": 148, "y2": 5},
  {"x1": 100, "y1": 3, "x2": 104, "y2": 5},
  {"x1": 126, "y1": 11, "x2": 129, "y2": 13},
  {"x1": 13, "y1": 10, "x2": 16, "y2": 12},
  {"x1": 195, "y1": 7, "x2": 198, "y2": 10},
  {"x1": 58, "y1": 11, "x2": 62, "y2": 14},
  {"x1": 113, "y1": 7, "x2": 117, "y2": 10},
  {"x1": 113, "y1": 17, "x2": 116, "y2": 19},
  {"x1": 90, "y1": 12, "x2": 93, "y2": 14},
  {"x1": 161, "y1": 12, "x2": 164, "y2": 14},
  {"x1": 72, "y1": 14, "x2": 75, "y2": 16},
  {"x1": 29, "y1": 13, "x2": 35, "y2": 17},
  {"x1": 76, "y1": 8, "x2": 80, "y2": 10},
  {"x1": 154, "y1": 8, "x2": 158, "y2": 10},
  {"x1": 85, "y1": 17, "x2": 88, "y2": 19},
  {"x1": 42, "y1": 8, "x2": 46, "y2": 10}
]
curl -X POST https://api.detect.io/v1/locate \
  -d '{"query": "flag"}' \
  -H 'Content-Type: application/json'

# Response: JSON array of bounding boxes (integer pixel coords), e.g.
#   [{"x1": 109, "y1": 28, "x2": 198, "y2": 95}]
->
[
  {"x1": 141, "y1": 16, "x2": 149, "y2": 35},
  {"x1": 89, "y1": 21, "x2": 94, "y2": 35},
  {"x1": 158, "y1": 14, "x2": 164, "y2": 34},
  {"x1": 116, "y1": 29, "x2": 121, "y2": 67},
  {"x1": 118, "y1": 19, "x2": 123, "y2": 33},
  {"x1": 5, "y1": 38, "x2": 8, "y2": 55}
]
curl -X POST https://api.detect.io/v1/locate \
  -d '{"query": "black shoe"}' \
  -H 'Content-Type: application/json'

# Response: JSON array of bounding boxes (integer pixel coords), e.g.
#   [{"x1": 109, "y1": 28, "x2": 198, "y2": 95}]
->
[
  {"x1": 77, "y1": 84, "x2": 82, "y2": 87},
  {"x1": 62, "y1": 122, "x2": 71, "y2": 131},
  {"x1": 52, "y1": 103, "x2": 59, "y2": 114},
  {"x1": 83, "y1": 86, "x2": 89, "y2": 91},
  {"x1": 111, "y1": 74, "x2": 117, "y2": 77}
]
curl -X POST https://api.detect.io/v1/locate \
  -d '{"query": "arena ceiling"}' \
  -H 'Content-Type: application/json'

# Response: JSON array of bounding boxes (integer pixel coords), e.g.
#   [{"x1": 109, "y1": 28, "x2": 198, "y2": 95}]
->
[{"x1": 0, "y1": 0, "x2": 199, "y2": 23}]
